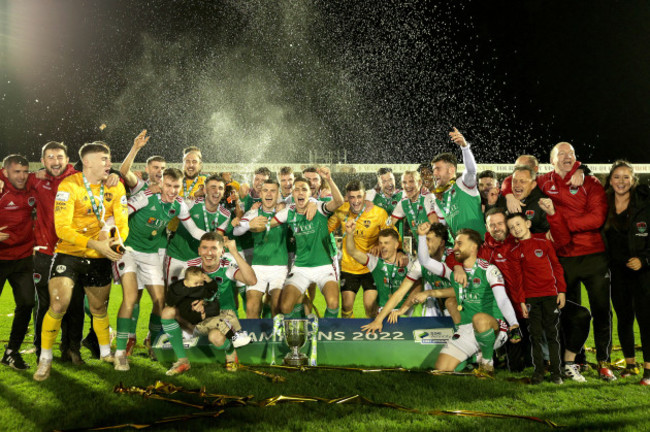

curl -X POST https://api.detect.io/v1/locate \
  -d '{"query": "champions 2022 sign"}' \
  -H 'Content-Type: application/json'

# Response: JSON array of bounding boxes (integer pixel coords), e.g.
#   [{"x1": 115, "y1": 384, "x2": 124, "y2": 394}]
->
[{"x1": 153, "y1": 317, "x2": 455, "y2": 369}]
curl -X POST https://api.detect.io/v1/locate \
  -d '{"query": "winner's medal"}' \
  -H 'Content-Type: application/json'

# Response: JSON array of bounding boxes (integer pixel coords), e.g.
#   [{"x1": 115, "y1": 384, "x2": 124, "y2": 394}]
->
[
  {"x1": 457, "y1": 304, "x2": 464, "y2": 311},
  {"x1": 151, "y1": 230, "x2": 158, "y2": 237}
]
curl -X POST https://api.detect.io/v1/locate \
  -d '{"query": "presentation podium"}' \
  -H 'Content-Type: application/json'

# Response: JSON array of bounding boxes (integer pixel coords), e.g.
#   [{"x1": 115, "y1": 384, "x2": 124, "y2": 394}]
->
[{"x1": 152, "y1": 317, "x2": 455, "y2": 369}]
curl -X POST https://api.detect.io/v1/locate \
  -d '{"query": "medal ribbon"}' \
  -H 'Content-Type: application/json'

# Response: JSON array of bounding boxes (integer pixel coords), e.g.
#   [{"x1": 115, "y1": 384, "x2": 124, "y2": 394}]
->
[
  {"x1": 458, "y1": 260, "x2": 480, "y2": 308},
  {"x1": 183, "y1": 177, "x2": 199, "y2": 198},
  {"x1": 382, "y1": 259, "x2": 400, "y2": 292},
  {"x1": 435, "y1": 181, "x2": 456, "y2": 219},
  {"x1": 342, "y1": 204, "x2": 366, "y2": 239},
  {"x1": 202, "y1": 204, "x2": 218, "y2": 232},
  {"x1": 404, "y1": 195, "x2": 424, "y2": 228},
  {"x1": 82, "y1": 174, "x2": 105, "y2": 223}
]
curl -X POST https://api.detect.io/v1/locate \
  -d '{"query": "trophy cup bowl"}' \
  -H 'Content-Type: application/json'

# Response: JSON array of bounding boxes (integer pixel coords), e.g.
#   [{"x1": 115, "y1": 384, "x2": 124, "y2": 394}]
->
[{"x1": 283, "y1": 319, "x2": 309, "y2": 366}]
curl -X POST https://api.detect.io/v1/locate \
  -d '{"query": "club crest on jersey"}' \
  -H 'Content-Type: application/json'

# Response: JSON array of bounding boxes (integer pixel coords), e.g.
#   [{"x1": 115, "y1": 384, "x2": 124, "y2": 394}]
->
[
  {"x1": 397, "y1": 267, "x2": 405, "y2": 275},
  {"x1": 118, "y1": 262, "x2": 125, "y2": 270},
  {"x1": 637, "y1": 222, "x2": 647, "y2": 233},
  {"x1": 363, "y1": 220, "x2": 371, "y2": 228},
  {"x1": 534, "y1": 249, "x2": 543, "y2": 258},
  {"x1": 525, "y1": 210, "x2": 535, "y2": 219},
  {"x1": 383, "y1": 277, "x2": 389, "y2": 284},
  {"x1": 147, "y1": 217, "x2": 157, "y2": 225},
  {"x1": 28, "y1": 197, "x2": 36, "y2": 207},
  {"x1": 569, "y1": 186, "x2": 579, "y2": 195},
  {"x1": 168, "y1": 208, "x2": 177, "y2": 217},
  {"x1": 33, "y1": 273, "x2": 41, "y2": 284},
  {"x1": 391, "y1": 200, "x2": 398, "y2": 205},
  {"x1": 105, "y1": 193, "x2": 113, "y2": 202},
  {"x1": 472, "y1": 277, "x2": 481, "y2": 287},
  {"x1": 56, "y1": 265, "x2": 66, "y2": 274}
]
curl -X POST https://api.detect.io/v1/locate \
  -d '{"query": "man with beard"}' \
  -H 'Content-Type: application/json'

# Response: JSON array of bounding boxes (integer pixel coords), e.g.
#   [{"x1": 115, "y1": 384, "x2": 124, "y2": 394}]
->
[
  {"x1": 478, "y1": 170, "x2": 500, "y2": 213},
  {"x1": 430, "y1": 128, "x2": 485, "y2": 238},
  {"x1": 25, "y1": 142, "x2": 85, "y2": 364},
  {"x1": 365, "y1": 167, "x2": 403, "y2": 216},
  {"x1": 328, "y1": 180, "x2": 389, "y2": 318},
  {"x1": 302, "y1": 166, "x2": 332, "y2": 202},
  {"x1": 417, "y1": 226, "x2": 522, "y2": 376},
  {"x1": 0, "y1": 155, "x2": 37, "y2": 370},
  {"x1": 34, "y1": 142, "x2": 129, "y2": 381},
  {"x1": 417, "y1": 163, "x2": 434, "y2": 194},
  {"x1": 234, "y1": 179, "x2": 288, "y2": 317}
]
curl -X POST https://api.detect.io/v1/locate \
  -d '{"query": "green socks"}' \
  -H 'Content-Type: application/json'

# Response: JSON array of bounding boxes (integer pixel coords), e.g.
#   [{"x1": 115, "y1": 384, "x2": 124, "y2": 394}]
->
[
  {"x1": 324, "y1": 307, "x2": 339, "y2": 318},
  {"x1": 474, "y1": 328, "x2": 496, "y2": 361},
  {"x1": 162, "y1": 318, "x2": 187, "y2": 360}
]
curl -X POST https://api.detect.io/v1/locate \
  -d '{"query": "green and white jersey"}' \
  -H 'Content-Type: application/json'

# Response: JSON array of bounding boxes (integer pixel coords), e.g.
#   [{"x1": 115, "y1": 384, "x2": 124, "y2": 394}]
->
[
  {"x1": 407, "y1": 260, "x2": 454, "y2": 316},
  {"x1": 365, "y1": 254, "x2": 419, "y2": 308},
  {"x1": 235, "y1": 194, "x2": 261, "y2": 251},
  {"x1": 274, "y1": 201, "x2": 334, "y2": 267},
  {"x1": 203, "y1": 257, "x2": 239, "y2": 312},
  {"x1": 166, "y1": 198, "x2": 231, "y2": 262},
  {"x1": 236, "y1": 208, "x2": 289, "y2": 266},
  {"x1": 365, "y1": 189, "x2": 404, "y2": 215},
  {"x1": 433, "y1": 145, "x2": 486, "y2": 238},
  {"x1": 391, "y1": 194, "x2": 434, "y2": 247},
  {"x1": 241, "y1": 194, "x2": 262, "y2": 213},
  {"x1": 125, "y1": 191, "x2": 191, "y2": 253},
  {"x1": 130, "y1": 178, "x2": 150, "y2": 196}
]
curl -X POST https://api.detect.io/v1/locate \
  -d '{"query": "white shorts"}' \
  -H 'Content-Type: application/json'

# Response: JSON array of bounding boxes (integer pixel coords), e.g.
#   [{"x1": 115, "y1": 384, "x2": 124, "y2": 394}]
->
[
  {"x1": 284, "y1": 264, "x2": 338, "y2": 294},
  {"x1": 439, "y1": 321, "x2": 508, "y2": 362},
  {"x1": 247, "y1": 265, "x2": 288, "y2": 294},
  {"x1": 115, "y1": 249, "x2": 165, "y2": 288},
  {"x1": 164, "y1": 255, "x2": 198, "y2": 286}
]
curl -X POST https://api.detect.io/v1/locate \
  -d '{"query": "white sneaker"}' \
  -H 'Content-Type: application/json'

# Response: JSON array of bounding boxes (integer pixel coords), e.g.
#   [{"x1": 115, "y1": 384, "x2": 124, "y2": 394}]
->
[
  {"x1": 564, "y1": 363, "x2": 586, "y2": 382},
  {"x1": 114, "y1": 352, "x2": 130, "y2": 371},
  {"x1": 33, "y1": 358, "x2": 52, "y2": 382},
  {"x1": 231, "y1": 331, "x2": 251, "y2": 348}
]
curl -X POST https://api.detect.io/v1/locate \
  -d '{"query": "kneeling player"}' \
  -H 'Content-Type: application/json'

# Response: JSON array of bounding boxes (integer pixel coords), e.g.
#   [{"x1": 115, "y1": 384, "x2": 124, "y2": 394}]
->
[
  {"x1": 417, "y1": 225, "x2": 522, "y2": 376},
  {"x1": 161, "y1": 266, "x2": 252, "y2": 375}
]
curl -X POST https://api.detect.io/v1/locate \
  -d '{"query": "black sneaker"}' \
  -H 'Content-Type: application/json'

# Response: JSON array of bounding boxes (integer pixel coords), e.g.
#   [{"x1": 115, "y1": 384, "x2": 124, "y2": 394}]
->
[
  {"x1": 531, "y1": 373, "x2": 545, "y2": 385},
  {"x1": 82, "y1": 337, "x2": 100, "y2": 360},
  {"x1": 61, "y1": 349, "x2": 85, "y2": 365},
  {"x1": 1, "y1": 350, "x2": 29, "y2": 370}
]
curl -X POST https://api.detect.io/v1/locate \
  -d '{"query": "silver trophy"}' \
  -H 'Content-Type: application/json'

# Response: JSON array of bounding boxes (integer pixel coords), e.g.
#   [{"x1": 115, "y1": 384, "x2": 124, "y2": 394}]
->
[{"x1": 283, "y1": 319, "x2": 309, "y2": 366}]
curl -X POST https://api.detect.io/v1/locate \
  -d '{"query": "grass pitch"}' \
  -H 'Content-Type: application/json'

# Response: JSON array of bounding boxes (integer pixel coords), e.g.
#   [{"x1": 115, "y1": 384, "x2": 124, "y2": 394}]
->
[{"x1": 0, "y1": 282, "x2": 647, "y2": 431}]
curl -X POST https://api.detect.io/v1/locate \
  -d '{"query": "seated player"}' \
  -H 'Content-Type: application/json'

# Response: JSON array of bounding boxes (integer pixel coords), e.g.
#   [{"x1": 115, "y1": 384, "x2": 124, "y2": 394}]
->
[
  {"x1": 161, "y1": 266, "x2": 251, "y2": 376},
  {"x1": 417, "y1": 225, "x2": 522, "y2": 376}
]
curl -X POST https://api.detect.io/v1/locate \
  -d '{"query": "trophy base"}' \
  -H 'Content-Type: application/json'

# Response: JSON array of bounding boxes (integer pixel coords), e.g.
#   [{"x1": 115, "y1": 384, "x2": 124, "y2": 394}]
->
[{"x1": 283, "y1": 354, "x2": 308, "y2": 367}]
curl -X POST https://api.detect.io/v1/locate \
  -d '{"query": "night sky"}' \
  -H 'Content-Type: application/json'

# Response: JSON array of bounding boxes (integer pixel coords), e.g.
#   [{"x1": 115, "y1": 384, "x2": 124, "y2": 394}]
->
[{"x1": 1, "y1": 0, "x2": 649, "y2": 165}]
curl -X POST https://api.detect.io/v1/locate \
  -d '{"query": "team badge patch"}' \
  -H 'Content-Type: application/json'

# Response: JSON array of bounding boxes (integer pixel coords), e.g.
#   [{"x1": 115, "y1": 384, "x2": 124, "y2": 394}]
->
[
  {"x1": 637, "y1": 222, "x2": 647, "y2": 233},
  {"x1": 472, "y1": 277, "x2": 481, "y2": 287},
  {"x1": 28, "y1": 197, "x2": 36, "y2": 207},
  {"x1": 33, "y1": 273, "x2": 41, "y2": 284},
  {"x1": 363, "y1": 220, "x2": 371, "y2": 228},
  {"x1": 534, "y1": 249, "x2": 543, "y2": 258},
  {"x1": 118, "y1": 262, "x2": 125, "y2": 270},
  {"x1": 105, "y1": 193, "x2": 113, "y2": 202},
  {"x1": 120, "y1": 195, "x2": 127, "y2": 205},
  {"x1": 56, "y1": 265, "x2": 66, "y2": 273},
  {"x1": 55, "y1": 191, "x2": 70, "y2": 202},
  {"x1": 525, "y1": 210, "x2": 535, "y2": 220},
  {"x1": 168, "y1": 208, "x2": 177, "y2": 217},
  {"x1": 397, "y1": 267, "x2": 405, "y2": 275},
  {"x1": 569, "y1": 186, "x2": 579, "y2": 195}
]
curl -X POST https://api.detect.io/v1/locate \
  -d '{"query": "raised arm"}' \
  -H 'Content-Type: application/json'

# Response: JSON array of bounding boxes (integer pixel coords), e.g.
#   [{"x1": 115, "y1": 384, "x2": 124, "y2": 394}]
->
[
  {"x1": 344, "y1": 219, "x2": 369, "y2": 264},
  {"x1": 225, "y1": 238, "x2": 257, "y2": 286},
  {"x1": 319, "y1": 167, "x2": 344, "y2": 212},
  {"x1": 449, "y1": 127, "x2": 477, "y2": 188},
  {"x1": 119, "y1": 130, "x2": 150, "y2": 188}
]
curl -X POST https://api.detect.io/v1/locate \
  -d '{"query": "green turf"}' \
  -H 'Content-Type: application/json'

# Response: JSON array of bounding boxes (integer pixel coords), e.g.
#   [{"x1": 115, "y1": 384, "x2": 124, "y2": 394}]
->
[{"x1": 0, "y1": 282, "x2": 647, "y2": 431}]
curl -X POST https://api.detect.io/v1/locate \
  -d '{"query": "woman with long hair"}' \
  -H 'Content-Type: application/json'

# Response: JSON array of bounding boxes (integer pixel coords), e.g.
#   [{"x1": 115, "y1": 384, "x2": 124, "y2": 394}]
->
[{"x1": 604, "y1": 160, "x2": 650, "y2": 385}]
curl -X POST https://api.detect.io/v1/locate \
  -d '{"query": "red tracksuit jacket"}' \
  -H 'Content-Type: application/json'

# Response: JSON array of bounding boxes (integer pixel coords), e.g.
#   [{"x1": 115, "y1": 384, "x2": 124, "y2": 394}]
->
[{"x1": 0, "y1": 171, "x2": 36, "y2": 260}]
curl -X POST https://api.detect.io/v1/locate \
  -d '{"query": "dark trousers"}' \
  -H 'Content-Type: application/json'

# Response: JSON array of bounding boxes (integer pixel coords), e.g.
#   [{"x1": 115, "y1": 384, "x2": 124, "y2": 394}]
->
[
  {"x1": 527, "y1": 296, "x2": 561, "y2": 376},
  {"x1": 559, "y1": 253, "x2": 612, "y2": 362},
  {"x1": 0, "y1": 256, "x2": 35, "y2": 352},
  {"x1": 610, "y1": 264, "x2": 650, "y2": 362},
  {"x1": 505, "y1": 317, "x2": 531, "y2": 372},
  {"x1": 33, "y1": 252, "x2": 85, "y2": 353},
  {"x1": 560, "y1": 300, "x2": 592, "y2": 355}
]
